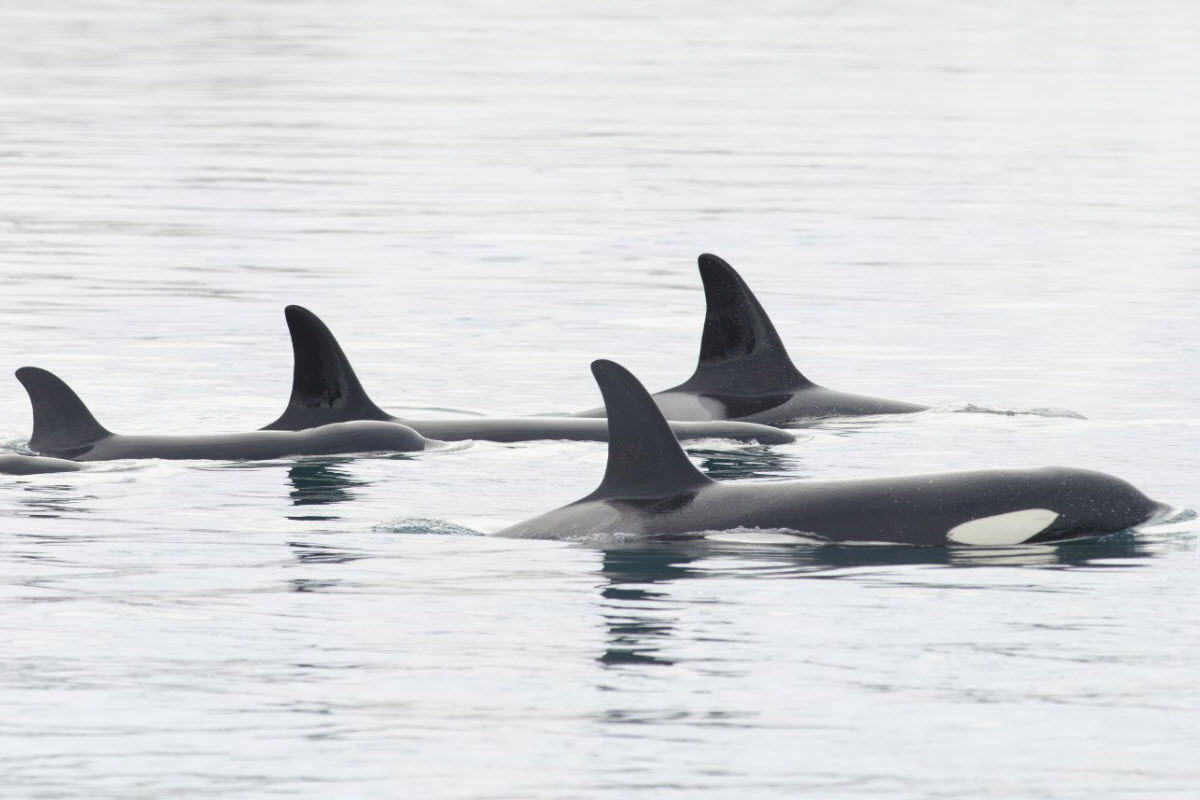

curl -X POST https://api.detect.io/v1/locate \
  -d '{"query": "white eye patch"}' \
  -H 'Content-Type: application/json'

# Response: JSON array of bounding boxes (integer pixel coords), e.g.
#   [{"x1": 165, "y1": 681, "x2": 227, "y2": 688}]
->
[{"x1": 947, "y1": 509, "x2": 1060, "y2": 546}]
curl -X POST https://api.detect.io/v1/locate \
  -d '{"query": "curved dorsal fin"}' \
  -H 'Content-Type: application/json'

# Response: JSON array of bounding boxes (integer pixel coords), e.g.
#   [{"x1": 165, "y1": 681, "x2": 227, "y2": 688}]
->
[
  {"x1": 677, "y1": 254, "x2": 809, "y2": 393},
  {"x1": 15, "y1": 367, "x2": 112, "y2": 457},
  {"x1": 585, "y1": 360, "x2": 713, "y2": 500},
  {"x1": 262, "y1": 305, "x2": 393, "y2": 431}
]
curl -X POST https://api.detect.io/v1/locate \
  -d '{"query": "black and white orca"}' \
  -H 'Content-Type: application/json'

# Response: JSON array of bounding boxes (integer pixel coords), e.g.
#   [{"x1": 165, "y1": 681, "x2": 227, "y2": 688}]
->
[
  {"x1": 573, "y1": 254, "x2": 928, "y2": 424},
  {"x1": 261, "y1": 305, "x2": 794, "y2": 445},
  {"x1": 15, "y1": 367, "x2": 429, "y2": 462},
  {"x1": 497, "y1": 360, "x2": 1164, "y2": 545}
]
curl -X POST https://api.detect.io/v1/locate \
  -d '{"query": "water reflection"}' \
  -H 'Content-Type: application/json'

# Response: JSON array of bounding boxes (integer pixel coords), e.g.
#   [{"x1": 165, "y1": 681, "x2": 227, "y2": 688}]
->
[
  {"x1": 289, "y1": 578, "x2": 341, "y2": 593},
  {"x1": 287, "y1": 541, "x2": 367, "y2": 565},
  {"x1": 593, "y1": 533, "x2": 1154, "y2": 667},
  {"x1": 597, "y1": 547, "x2": 700, "y2": 666},
  {"x1": 287, "y1": 458, "x2": 366, "y2": 521},
  {"x1": 787, "y1": 532, "x2": 1155, "y2": 573},
  {"x1": 16, "y1": 484, "x2": 93, "y2": 519},
  {"x1": 687, "y1": 445, "x2": 804, "y2": 480},
  {"x1": 285, "y1": 541, "x2": 368, "y2": 595}
]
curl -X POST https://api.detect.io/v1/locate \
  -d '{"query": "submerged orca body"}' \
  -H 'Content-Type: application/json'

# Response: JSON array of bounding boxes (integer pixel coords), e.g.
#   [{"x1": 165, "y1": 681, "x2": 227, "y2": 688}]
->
[
  {"x1": 15, "y1": 367, "x2": 428, "y2": 462},
  {"x1": 573, "y1": 254, "x2": 928, "y2": 424},
  {"x1": 497, "y1": 361, "x2": 1163, "y2": 545},
  {"x1": 0, "y1": 453, "x2": 84, "y2": 475},
  {"x1": 260, "y1": 306, "x2": 794, "y2": 445}
]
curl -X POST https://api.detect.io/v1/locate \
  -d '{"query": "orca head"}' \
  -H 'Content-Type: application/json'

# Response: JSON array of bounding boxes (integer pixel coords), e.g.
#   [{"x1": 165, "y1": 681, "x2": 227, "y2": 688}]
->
[{"x1": 946, "y1": 467, "x2": 1165, "y2": 546}]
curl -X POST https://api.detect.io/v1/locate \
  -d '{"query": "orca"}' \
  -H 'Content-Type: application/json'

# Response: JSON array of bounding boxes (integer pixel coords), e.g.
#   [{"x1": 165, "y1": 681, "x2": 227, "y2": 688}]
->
[
  {"x1": 260, "y1": 305, "x2": 794, "y2": 445},
  {"x1": 573, "y1": 253, "x2": 929, "y2": 424},
  {"x1": 15, "y1": 367, "x2": 429, "y2": 462},
  {"x1": 496, "y1": 360, "x2": 1164, "y2": 545},
  {"x1": 0, "y1": 453, "x2": 84, "y2": 475}
]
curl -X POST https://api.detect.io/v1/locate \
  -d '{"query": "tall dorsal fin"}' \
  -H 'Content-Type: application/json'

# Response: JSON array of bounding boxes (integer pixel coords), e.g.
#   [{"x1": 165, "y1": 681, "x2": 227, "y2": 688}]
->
[
  {"x1": 15, "y1": 367, "x2": 112, "y2": 457},
  {"x1": 677, "y1": 254, "x2": 809, "y2": 393},
  {"x1": 262, "y1": 305, "x2": 393, "y2": 431},
  {"x1": 585, "y1": 360, "x2": 713, "y2": 500}
]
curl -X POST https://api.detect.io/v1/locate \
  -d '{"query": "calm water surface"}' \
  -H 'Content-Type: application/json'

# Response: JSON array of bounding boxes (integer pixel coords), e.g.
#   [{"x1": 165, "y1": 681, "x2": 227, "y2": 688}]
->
[{"x1": 1, "y1": 1, "x2": 1198, "y2": 797}]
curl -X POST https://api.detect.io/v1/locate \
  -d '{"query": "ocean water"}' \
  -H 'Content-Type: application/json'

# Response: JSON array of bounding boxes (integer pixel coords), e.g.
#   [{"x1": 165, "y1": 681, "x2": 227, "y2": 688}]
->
[{"x1": 1, "y1": 1, "x2": 1198, "y2": 797}]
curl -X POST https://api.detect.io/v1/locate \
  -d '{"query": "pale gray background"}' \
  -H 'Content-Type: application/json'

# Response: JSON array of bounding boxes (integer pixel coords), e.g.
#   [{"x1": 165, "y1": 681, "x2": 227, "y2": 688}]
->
[{"x1": 1, "y1": 2, "x2": 1197, "y2": 797}]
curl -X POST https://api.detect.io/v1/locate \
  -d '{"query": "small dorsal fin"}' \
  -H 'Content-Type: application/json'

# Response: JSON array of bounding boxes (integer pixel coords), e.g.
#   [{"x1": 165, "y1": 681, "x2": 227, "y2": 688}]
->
[
  {"x1": 15, "y1": 367, "x2": 112, "y2": 457},
  {"x1": 585, "y1": 360, "x2": 713, "y2": 500},
  {"x1": 262, "y1": 305, "x2": 393, "y2": 431},
  {"x1": 676, "y1": 254, "x2": 809, "y2": 393}
]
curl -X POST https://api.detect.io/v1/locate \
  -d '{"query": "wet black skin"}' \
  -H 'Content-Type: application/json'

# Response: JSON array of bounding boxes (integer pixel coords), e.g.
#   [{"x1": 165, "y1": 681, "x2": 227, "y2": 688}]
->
[
  {"x1": 497, "y1": 361, "x2": 1164, "y2": 545},
  {"x1": 261, "y1": 305, "x2": 795, "y2": 445},
  {"x1": 573, "y1": 254, "x2": 928, "y2": 424},
  {"x1": 0, "y1": 453, "x2": 84, "y2": 475},
  {"x1": 496, "y1": 466, "x2": 1165, "y2": 545},
  {"x1": 15, "y1": 367, "x2": 428, "y2": 462},
  {"x1": 402, "y1": 416, "x2": 793, "y2": 444}
]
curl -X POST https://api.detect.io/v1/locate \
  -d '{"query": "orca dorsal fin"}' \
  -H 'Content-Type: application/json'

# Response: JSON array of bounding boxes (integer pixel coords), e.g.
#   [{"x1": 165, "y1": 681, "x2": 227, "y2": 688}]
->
[
  {"x1": 677, "y1": 254, "x2": 809, "y2": 394},
  {"x1": 586, "y1": 359, "x2": 713, "y2": 500},
  {"x1": 15, "y1": 367, "x2": 112, "y2": 457},
  {"x1": 262, "y1": 305, "x2": 393, "y2": 431}
]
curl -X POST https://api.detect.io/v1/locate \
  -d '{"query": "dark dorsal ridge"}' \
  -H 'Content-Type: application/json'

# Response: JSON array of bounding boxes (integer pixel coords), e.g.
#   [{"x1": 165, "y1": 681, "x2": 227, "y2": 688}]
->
[
  {"x1": 586, "y1": 359, "x2": 713, "y2": 500},
  {"x1": 262, "y1": 305, "x2": 393, "y2": 431},
  {"x1": 679, "y1": 253, "x2": 809, "y2": 394},
  {"x1": 15, "y1": 367, "x2": 112, "y2": 456}
]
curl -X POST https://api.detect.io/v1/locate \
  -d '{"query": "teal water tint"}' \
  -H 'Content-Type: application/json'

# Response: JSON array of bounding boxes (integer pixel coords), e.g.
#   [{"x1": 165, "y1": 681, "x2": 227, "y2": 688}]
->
[{"x1": 2, "y1": 0, "x2": 1199, "y2": 797}]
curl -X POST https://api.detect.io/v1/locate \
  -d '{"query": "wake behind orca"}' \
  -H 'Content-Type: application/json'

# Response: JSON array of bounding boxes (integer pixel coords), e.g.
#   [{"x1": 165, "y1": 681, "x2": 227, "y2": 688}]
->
[
  {"x1": 573, "y1": 254, "x2": 928, "y2": 424},
  {"x1": 261, "y1": 305, "x2": 794, "y2": 445},
  {"x1": 15, "y1": 367, "x2": 429, "y2": 462},
  {"x1": 497, "y1": 360, "x2": 1164, "y2": 545}
]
